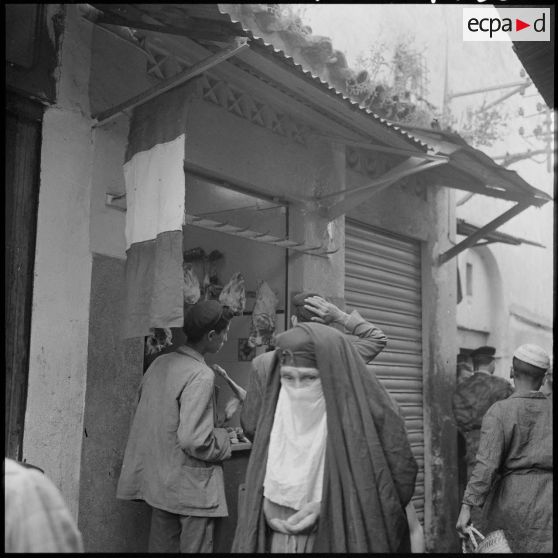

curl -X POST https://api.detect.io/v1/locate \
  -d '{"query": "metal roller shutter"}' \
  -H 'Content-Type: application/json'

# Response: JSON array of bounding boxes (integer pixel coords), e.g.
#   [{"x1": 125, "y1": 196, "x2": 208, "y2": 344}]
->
[{"x1": 345, "y1": 220, "x2": 425, "y2": 522}]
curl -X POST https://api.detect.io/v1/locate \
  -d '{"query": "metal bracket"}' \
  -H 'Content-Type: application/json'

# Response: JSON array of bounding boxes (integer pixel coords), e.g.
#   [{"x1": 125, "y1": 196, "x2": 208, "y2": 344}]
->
[
  {"x1": 105, "y1": 192, "x2": 127, "y2": 211},
  {"x1": 92, "y1": 37, "x2": 249, "y2": 126},
  {"x1": 438, "y1": 201, "x2": 531, "y2": 265},
  {"x1": 317, "y1": 157, "x2": 448, "y2": 220}
]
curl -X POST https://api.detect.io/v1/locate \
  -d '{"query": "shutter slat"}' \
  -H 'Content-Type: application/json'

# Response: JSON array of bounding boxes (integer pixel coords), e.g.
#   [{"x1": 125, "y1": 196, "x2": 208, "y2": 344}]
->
[
  {"x1": 371, "y1": 364, "x2": 422, "y2": 377},
  {"x1": 350, "y1": 319, "x2": 421, "y2": 341},
  {"x1": 346, "y1": 263, "x2": 420, "y2": 291},
  {"x1": 373, "y1": 351, "x2": 423, "y2": 366},
  {"x1": 346, "y1": 306, "x2": 422, "y2": 329},
  {"x1": 346, "y1": 288, "x2": 421, "y2": 315}
]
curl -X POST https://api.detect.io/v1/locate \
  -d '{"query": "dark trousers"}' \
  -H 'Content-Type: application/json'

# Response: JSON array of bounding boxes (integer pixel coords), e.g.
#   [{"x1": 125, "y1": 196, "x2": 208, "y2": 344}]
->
[{"x1": 148, "y1": 506, "x2": 214, "y2": 553}]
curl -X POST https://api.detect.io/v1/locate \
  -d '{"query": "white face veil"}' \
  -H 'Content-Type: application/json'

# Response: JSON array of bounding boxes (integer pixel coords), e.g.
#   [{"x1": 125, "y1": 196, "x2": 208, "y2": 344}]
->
[{"x1": 263, "y1": 372, "x2": 328, "y2": 510}]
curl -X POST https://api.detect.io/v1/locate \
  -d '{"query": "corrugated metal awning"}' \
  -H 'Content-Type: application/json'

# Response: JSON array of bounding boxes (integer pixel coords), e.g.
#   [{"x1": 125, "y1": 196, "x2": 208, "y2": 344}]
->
[
  {"x1": 500, "y1": 5, "x2": 554, "y2": 109},
  {"x1": 87, "y1": 3, "x2": 430, "y2": 152},
  {"x1": 512, "y1": 41, "x2": 554, "y2": 109},
  {"x1": 398, "y1": 126, "x2": 551, "y2": 207}
]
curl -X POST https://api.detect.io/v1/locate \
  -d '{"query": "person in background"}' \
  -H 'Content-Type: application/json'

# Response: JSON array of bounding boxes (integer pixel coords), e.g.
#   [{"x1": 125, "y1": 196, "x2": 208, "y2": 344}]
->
[
  {"x1": 456, "y1": 344, "x2": 552, "y2": 553},
  {"x1": 240, "y1": 292, "x2": 387, "y2": 441},
  {"x1": 4, "y1": 458, "x2": 84, "y2": 552},
  {"x1": 456, "y1": 354, "x2": 473, "y2": 383},
  {"x1": 452, "y1": 346, "x2": 513, "y2": 482},
  {"x1": 117, "y1": 300, "x2": 236, "y2": 553},
  {"x1": 232, "y1": 323, "x2": 418, "y2": 553}
]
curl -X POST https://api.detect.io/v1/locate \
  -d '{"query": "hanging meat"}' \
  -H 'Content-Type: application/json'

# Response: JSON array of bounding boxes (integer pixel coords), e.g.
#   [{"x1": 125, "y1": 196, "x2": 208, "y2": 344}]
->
[
  {"x1": 248, "y1": 281, "x2": 278, "y2": 347},
  {"x1": 207, "y1": 250, "x2": 225, "y2": 300},
  {"x1": 145, "y1": 327, "x2": 172, "y2": 355},
  {"x1": 219, "y1": 272, "x2": 246, "y2": 315},
  {"x1": 183, "y1": 263, "x2": 201, "y2": 304}
]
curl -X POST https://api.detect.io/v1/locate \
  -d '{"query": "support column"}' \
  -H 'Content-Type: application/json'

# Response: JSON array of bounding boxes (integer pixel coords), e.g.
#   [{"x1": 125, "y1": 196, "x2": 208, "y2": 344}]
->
[
  {"x1": 289, "y1": 136, "x2": 346, "y2": 306},
  {"x1": 422, "y1": 185, "x2": 460, "y2": 552},
  {"x1": 23, "y1": 4, "x2": 94, "y2": 520}
]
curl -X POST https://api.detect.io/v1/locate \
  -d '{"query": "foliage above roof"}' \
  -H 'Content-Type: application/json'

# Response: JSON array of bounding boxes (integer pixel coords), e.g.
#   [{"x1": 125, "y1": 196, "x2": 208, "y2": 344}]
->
[{"x1": 221, "y1": 4, "x2": 437, "y2": 128}]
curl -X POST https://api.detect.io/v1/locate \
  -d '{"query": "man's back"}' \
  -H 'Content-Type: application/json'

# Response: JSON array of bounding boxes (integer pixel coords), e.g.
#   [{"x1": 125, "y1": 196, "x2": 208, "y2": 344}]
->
[
  {"x1": 117, "y1": 347, "x2": 231, "y2": 515},
  {"x1": 453, "y1": 372, "x2": 513, "y2": 432},
  {"x1": 488, "y1": 392, "x2": 552, "y2": 471}
]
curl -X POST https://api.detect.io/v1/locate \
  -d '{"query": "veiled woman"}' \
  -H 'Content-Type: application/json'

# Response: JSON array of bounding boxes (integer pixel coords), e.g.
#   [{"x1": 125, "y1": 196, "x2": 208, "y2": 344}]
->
[{"x1": 232, "y1": 322, "x2": 418, "y2": 553}]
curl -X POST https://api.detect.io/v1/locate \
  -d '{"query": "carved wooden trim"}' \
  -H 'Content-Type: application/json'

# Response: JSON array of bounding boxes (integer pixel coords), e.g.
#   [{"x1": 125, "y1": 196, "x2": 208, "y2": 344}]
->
[{"x1": 197, "y1": 73, "x2": 311, "y2": 145}]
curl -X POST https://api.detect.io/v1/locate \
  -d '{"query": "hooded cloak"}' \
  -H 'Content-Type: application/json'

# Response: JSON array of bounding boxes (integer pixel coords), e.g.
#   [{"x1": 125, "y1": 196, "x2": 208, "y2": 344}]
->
[{"x1": 231, "y1": 322, "x2": 417, "y2": 553}]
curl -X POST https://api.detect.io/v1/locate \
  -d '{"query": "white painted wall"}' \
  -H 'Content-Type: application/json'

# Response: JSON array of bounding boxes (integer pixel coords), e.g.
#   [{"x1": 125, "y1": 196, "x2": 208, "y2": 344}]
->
[{"x1": 23, "y1": 5, "x2": 95, "y2": 519}]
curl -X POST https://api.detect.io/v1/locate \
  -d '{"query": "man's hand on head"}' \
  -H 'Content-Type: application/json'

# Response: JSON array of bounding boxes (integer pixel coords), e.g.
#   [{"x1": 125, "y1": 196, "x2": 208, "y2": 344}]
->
[{"x1": 303, "y1": 296, "x2": 346, "y2": 325}]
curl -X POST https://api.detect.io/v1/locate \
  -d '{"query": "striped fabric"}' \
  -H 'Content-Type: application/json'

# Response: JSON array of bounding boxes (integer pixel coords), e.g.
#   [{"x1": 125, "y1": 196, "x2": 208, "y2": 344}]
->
[{"x1": 122, "y1": 82, "x2": 196, "y2": 338}]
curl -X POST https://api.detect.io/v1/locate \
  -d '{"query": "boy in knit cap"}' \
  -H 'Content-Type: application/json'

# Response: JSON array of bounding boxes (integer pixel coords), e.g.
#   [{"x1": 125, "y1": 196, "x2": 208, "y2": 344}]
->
[
  {"x1": 117, "y1": 300, "x2": 236, "y2": 553},
  {"x1": 456, "y1": 344, "x2": 552, "y2": 553}
]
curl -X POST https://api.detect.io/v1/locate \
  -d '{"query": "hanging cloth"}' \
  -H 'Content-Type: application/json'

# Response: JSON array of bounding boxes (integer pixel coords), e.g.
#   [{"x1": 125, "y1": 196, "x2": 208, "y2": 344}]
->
[{"x1": 122, "y1": 82, "x2": 197, "y2": 338}]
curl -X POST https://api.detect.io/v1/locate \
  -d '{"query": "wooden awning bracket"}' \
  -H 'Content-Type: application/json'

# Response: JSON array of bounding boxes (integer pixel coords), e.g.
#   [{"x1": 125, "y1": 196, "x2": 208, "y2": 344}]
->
[
  {"x1": 92, "y1": 36, "x2": 249, "y2": 127},
  {"x1": 316, "y1": 157, "x2": 448, "y2": 220},
  {"x1": 438, "y1": 201, "x2": 531, "y2": 265}
]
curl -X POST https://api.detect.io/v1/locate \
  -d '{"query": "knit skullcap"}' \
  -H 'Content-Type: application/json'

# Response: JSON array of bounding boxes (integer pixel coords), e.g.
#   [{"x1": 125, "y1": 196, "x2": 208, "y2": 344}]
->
[
  {"x1": 183, "y1": 300, "x2": 224, "y2": 335},
  {"x1": 513, "y1": 344, "x2": 550, "y2": 371}
]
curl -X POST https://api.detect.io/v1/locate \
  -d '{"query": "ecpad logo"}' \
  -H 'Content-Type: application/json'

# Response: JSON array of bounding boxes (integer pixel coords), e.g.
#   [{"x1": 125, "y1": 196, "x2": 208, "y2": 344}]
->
[{"x1": 463, "y1": 8, "x2": 550, "y2": 42}]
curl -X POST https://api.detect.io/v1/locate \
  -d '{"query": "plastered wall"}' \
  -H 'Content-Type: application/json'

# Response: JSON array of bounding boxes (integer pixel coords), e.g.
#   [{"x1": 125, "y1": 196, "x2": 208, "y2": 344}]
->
[
  {"x1": 78, "y1": 254, "x2": 149, "y2": 552},
  {"x1": 23, "y1": 5, "x2": 94, "y2": 519},
  {"x1": 420, "y1": 185, "x2": 460, "y2": 553}
]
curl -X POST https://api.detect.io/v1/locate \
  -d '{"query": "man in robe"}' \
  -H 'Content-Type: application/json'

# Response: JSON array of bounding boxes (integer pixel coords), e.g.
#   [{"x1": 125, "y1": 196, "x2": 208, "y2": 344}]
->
[
  {"x1": 232, "y1": 323, "x2": 418, "y2": 553},
  {"x1": 456, "y1": 344, "x2": 552, "y2": 553}
]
